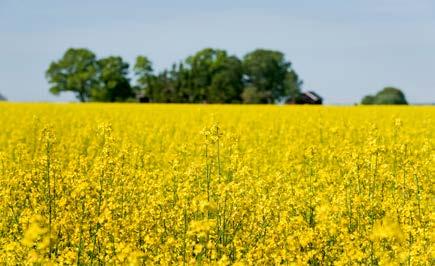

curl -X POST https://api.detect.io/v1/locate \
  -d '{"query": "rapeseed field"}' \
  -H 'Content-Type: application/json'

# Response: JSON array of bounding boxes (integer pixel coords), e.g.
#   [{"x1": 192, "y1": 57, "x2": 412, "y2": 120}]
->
[{"x1": 0, "y1": 103, "x2": 433, "y2": 265}]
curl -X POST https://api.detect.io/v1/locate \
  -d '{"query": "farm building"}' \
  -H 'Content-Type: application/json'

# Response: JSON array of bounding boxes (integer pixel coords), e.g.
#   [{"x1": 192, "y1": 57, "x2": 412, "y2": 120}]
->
[
  {"x1": 136, "y1": 93, "x2": 150, "y2": 103},
  {"x1": 287, "y1": 91, "x2": 323, "y2": 105}
]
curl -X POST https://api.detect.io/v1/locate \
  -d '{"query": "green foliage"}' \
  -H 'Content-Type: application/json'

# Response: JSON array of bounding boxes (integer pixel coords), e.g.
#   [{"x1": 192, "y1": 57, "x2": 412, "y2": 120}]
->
[
  {"x1": 284, "y1": 70, "x2": 303, "y2": 103},
  {"x1": 185, "y1": 48, "x2": 244, "y2": 103},
  {"x1": 241, "y1": 86, "x2": 269, "y2": 104},
  {"x1": 243, "y1": 49, "x2": 301, "y2": 103},
  {"x1": 361, "y1": 87, "x2": 408, "y2": 105},
  {"x1": 46, "y1": 49, "x2": 134, "y2": 102},
  {"x1": 47, "y1": 47, "x2": 303, "y2": 103},
  {"x1": 373, "y1": 87, "x2": 408, "y2": 105},
  {"x1": 133, "y1": 56, "x2": 154, "y2": 97},
  {"x1": 134, "y1": 56, "x2": 153, "y2": 80},
  {"x1": 208, "y1": 55, "x2": 244, "y2": 103},
  {"x1": 361, "y1": 95, "x2": 375, "y2": 105},
  {"x1": 92, "y1": 56, "x2": 133, "y2": 102},
  {"x1": 46, "y1": 48, "x2": 98, "y2": 102},
  {"x1": 134, "y1": 48, "x2": 245, "y2": 103}
]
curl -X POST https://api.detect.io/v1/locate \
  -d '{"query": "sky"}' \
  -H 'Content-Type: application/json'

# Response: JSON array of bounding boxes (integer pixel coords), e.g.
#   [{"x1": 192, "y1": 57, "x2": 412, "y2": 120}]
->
[{"x1": 0, "y1": 0, "x2": 434, "y2": 104}]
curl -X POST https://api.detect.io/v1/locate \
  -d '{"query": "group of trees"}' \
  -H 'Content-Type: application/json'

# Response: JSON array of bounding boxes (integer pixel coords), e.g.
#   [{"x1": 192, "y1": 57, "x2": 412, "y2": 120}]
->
[
  {"x1": 361, "y1": 87, "x2": 408, "y2": 105},
  {"x1": 45, "y1": 48, "x2": 411, "y2": 105},
  {"x1": 46, "y1": 49, "x2": 133, "y2": 102},
  {"x1": 46, "y1": 48, "x2": 303, "y2": 104},
  {"x1": 0, "y1": 47, "x2": 418, "y2": 105}
]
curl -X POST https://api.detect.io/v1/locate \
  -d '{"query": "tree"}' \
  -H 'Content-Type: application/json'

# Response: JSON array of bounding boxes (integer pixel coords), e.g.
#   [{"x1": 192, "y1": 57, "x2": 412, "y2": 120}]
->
[
  {"x1": 0, "y1": 93, "x2": 6, "y2": 101},
  {"x1": 150, "y1": 48, "x2": 245, "y2": 103},
  {"x1": 284, "y1": 70, "x2": 303, "y2": 103},
  {"x1": 373, "y1": 87, "x2": 408, "y2": 105},
  {"x1": 134, "y1": 55, "x2": 154, "y2": 98},
  {"x1": 241, "y1": 86, "x2": 269, "y2": 104},
  {"x1": 92, "y1": 56, "x2": 133, "y2": 102},
  {"x1": 184, "y1": 48, "x2": 231, "y2": 102},
  {"x1": 361, "y1": 95, "x2": 375, "y2": 105},
  {"x1": 208, "y1": 55, "x2": 244, "y2": 103},
  {"x1": 150, "y1": 68, "x2": 179, "y2": 103},
  {"x1": 46, "y1": 48, "x2": 98, "y2": 102},
  {"x1": 243, "y1": 49, "x2": 301, "y2": 103},
  {"x1": 361, "y1": 87, "x2": 408, "y2": 105}
]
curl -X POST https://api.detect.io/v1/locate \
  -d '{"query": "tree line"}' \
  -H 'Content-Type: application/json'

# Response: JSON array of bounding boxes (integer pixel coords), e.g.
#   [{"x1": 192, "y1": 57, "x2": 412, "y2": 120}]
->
[{"x1": 46, "y1": 48, "x2": 303, "y2": 104}]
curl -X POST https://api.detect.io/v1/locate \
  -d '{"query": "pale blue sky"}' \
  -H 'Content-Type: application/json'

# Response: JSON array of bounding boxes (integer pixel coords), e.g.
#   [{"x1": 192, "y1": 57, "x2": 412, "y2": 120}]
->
[{"x1": 1, "y1": 0, "x2": 434, "y2": 103}]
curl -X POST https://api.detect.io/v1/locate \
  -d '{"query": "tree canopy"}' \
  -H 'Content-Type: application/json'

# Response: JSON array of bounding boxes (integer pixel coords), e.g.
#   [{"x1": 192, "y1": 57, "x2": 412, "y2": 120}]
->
[
  {"x1": 243, "y1": 49, "x2": 301, "y2": 103},
  {"x1": 46, "y1": 48, "x2": 98, "y2": 102},
  {"x1": 47, "y1": 47, "x2": 305, "y2": 103},
  {"x1": 0, "y1": 93, "x2": 6, "y2": 101},
  {"x1": 46, "y1": 49, "x2": 134, "y2": 102},
  {"x1": 92, "y1": 56, "x2": 133, "y2": 102},
  {"x1": 361, "y1": 87, "x2": 408, "y2": 105},
  {"x1": 183, "y1": 48, "x2": 244, "y2": 103}
]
